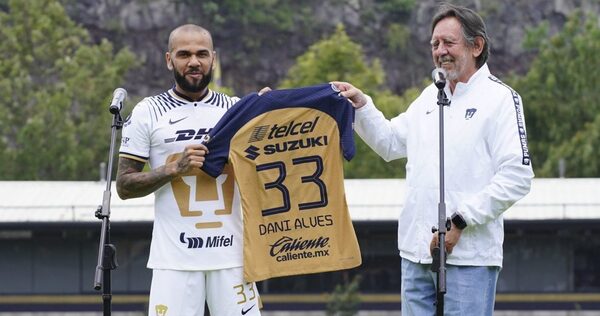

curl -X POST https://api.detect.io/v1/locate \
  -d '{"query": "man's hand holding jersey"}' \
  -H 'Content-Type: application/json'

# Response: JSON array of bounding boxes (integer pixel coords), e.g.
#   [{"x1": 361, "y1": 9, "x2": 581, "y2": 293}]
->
[
  {"x1": 331, "y1": 80, "x2": 467, "y2": 257},
  {"x1": 171, "y1": 143, "x2": 209, "y2": 173},
  {"x1": 330, "y1": 81, "x2": 368, "y2": 109}
]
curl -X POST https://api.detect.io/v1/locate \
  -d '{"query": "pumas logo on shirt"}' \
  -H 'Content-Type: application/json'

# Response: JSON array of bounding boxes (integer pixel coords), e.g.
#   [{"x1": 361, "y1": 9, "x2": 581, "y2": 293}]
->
[
  {"x1": 121, "y1": 136, "x2": 130, "y2": 146},
  {"x1": 155, "y1": 304, "x2": 168, "y2": 316},
  {"x1": 465, "y1": 108, "x2": 477, "y2": 120}
]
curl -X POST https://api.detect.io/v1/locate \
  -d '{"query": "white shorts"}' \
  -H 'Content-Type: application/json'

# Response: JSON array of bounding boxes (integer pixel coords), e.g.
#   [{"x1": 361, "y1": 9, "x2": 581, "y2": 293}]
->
[{"x1": 148, "y1": 267, "x2": 261, "y2": 316}]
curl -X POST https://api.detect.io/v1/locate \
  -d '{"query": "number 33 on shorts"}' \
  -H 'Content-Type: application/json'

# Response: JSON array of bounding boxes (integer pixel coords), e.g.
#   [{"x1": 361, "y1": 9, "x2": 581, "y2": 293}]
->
[{"x1": 233, "y1": 282, "x2": 261, "y2": 315}]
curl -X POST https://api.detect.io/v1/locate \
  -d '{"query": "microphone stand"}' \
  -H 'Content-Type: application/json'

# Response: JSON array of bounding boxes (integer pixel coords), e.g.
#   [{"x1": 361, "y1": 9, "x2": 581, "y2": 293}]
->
[
  {"x1": 431, "y1": 81, "x2": 451, "y2": 316},
  {"x1": 93, "y1": 106, "x2": 122, "y2": 316}
]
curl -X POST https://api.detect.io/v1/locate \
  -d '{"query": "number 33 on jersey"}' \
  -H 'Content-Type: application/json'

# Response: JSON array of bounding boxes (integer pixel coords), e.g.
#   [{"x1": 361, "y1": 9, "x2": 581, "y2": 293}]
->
[{"x1": 202, "y1": 83, "x2": 362, "y2": 282}]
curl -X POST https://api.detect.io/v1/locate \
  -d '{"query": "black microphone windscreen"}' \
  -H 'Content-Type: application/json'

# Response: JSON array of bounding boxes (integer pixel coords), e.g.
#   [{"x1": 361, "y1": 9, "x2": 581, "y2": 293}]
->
[{"x1": 432, "y1": 68, "x2": 447, "y2": 89}]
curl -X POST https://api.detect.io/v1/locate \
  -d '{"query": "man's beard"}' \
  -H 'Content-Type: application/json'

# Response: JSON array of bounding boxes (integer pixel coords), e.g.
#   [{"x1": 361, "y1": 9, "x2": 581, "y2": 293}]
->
[
  {"x1": 437, "y1": 53, "x2": 467, "y2": 82},
  {"x1": 173, "y1": 66, "x2": 213, "y2": 94}
]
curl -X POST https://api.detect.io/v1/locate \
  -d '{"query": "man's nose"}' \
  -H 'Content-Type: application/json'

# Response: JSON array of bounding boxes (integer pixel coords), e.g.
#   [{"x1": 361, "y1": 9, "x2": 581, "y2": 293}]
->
[
  {"x1": 188, "y1": 55, "x2": 201, "y2": 66},
  {"x1": 434, "y1": 44, "x2": 449, "y2": 56}
]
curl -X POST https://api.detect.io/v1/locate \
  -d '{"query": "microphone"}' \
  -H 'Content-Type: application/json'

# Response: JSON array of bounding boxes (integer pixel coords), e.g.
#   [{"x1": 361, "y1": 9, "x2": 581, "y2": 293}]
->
[
  {"x1": 431, "y1": 68, "x2": 447, "y2": 89},
  {"x1": 109, "y1": 88, "x2": 127, "y2": 114}
]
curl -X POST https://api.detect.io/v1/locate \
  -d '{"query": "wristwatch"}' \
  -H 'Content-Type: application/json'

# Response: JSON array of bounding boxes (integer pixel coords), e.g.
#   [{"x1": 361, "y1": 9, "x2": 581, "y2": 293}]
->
[{"x1": 451, "y1": 212, "x2": 467, "y2": 230}]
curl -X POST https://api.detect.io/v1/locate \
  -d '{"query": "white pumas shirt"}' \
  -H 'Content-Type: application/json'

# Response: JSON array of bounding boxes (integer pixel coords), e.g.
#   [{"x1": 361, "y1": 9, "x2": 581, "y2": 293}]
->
[
  {"x1": 119, "y1": 88, "x2": 243, "y2": 270},
  {"x1": 354, "y1": 64, "x2": 534, "y2": 267}
]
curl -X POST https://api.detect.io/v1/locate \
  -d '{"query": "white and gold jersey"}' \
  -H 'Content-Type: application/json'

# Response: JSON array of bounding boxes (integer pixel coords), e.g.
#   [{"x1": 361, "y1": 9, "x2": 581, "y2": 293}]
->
[{"x1": 119, "y1": 88, "x2": 242, "y2": 270}]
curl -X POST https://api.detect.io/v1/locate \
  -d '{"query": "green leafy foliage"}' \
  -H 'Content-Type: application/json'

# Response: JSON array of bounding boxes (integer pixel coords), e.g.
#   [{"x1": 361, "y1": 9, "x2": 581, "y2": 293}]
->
[
  {"x1": 326, "y1": 274, "x2": 362, "y2": 316},
  {"x1": 0, "y1": 0, "x2": 138, "y2": 180},
  {"x1": 543, "y1": 114, "x2": 600, "y2": 177},
  {"x1": 280, "y1": 24, "x2": 385, "y2": 92},
  {"x1": 377, "y1": 0, "x2": 416, "y2": 16},
  {"x1": 345, "y1": 84, "x2": 425, "y2": 179},
  {"x1": 512, "y1": 11, "x2": 600, "y2": 177},
  {"x1": 385, "y1": 23, "x2": 411, "y2": 53},
  {"x1": 522, "y1": 21, "x2": 549, "y2": 51},
  {"x1": 280, "y1": 24, "x2": 423, "y2": 178}
]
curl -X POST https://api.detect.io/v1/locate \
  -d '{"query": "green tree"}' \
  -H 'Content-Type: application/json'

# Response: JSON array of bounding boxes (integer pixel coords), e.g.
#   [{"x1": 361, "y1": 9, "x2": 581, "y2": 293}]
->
[
  {"x1": 0, "y1": 0, "x2": 137, "y2": 180},
  {"x1": 280, "y1": 24, "x2": 419, "y2": 178},
  {"x1": 326, "y1": 274, "x2": 362, "y2": 316},
  {"x1": 280, "y1": 24, "x2": 384, "y2": 91},
  {"x1": 512, "y1": 11, "x2": 600, "y2": 177},
  {"x1": 346, "y1": 85, "x2": 425, "y2": 179},
  {"x1": 543, "y1": 114, "x2": 600, "y2": 177}
]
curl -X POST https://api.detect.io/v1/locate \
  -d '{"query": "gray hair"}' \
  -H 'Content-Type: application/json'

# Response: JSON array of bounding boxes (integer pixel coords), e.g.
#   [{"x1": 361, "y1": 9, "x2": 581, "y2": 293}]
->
[{"x1": 431, "y1": 3, "x2": 490, "y2": 68}]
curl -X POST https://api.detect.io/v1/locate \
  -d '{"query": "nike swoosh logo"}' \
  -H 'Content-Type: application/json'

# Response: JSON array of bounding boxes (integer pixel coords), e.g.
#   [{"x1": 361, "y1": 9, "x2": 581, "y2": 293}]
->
[
  {"x1": 426, "y1": 109, "x2": 435, "y2": 115},
  {"x1": 241, "y1": 304, "x2": 256, "y2": 315},
  {"x1": 169, "y1": 116, "x2": 188, "y2": 125}
]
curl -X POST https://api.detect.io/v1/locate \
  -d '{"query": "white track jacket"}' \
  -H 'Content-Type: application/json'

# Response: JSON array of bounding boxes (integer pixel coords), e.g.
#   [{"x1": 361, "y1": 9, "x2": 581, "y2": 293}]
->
[{"x1": 355, "y1": 64, "x2": 534, "y2": 267}]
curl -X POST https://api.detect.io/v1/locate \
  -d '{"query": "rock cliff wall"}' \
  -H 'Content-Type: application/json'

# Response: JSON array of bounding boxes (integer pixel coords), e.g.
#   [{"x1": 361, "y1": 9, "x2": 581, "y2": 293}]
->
[{"x1": 63, "y1": 0, "x2": 599, "y2": 97}]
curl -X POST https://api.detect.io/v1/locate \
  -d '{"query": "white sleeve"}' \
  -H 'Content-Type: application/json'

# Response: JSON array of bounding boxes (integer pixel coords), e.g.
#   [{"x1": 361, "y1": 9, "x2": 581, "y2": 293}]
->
[
  {"x1": 458, "y1": 92, "x2": 534, "y2": 226},
  {"x1": 354, "y1": 95, "x2": 409, "y2": 162},
  {"x1": 119, "y1": 101, "x2": 152, "y2": 162}
]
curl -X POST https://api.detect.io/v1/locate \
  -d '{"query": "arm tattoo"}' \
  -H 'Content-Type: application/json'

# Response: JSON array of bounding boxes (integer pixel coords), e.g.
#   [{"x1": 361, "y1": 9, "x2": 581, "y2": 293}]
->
[{"x1": 116, "y1": 157, "x2": 175, "y2": 199}]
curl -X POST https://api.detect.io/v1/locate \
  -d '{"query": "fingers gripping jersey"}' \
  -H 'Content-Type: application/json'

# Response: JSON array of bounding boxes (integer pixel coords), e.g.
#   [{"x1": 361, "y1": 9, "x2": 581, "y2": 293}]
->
[
  {"x1": 201, "y1": 83, "x2": 361, "y2": 282},
  {"x1": 119, "y1": 89, "x2": 244, "y2": 270}
]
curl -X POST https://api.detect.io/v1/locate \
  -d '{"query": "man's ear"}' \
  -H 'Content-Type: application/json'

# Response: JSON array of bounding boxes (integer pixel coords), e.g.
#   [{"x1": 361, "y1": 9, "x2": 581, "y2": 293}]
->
[
  {"x1": 472, "y1": 36, "x2": 484, "y2": 58},
  {"x1": 211, "y1": 51, "x2": 217, "y2": 70},
  {"x1": 165, "y1": 52, "x2": 173, "y2": 71}
]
